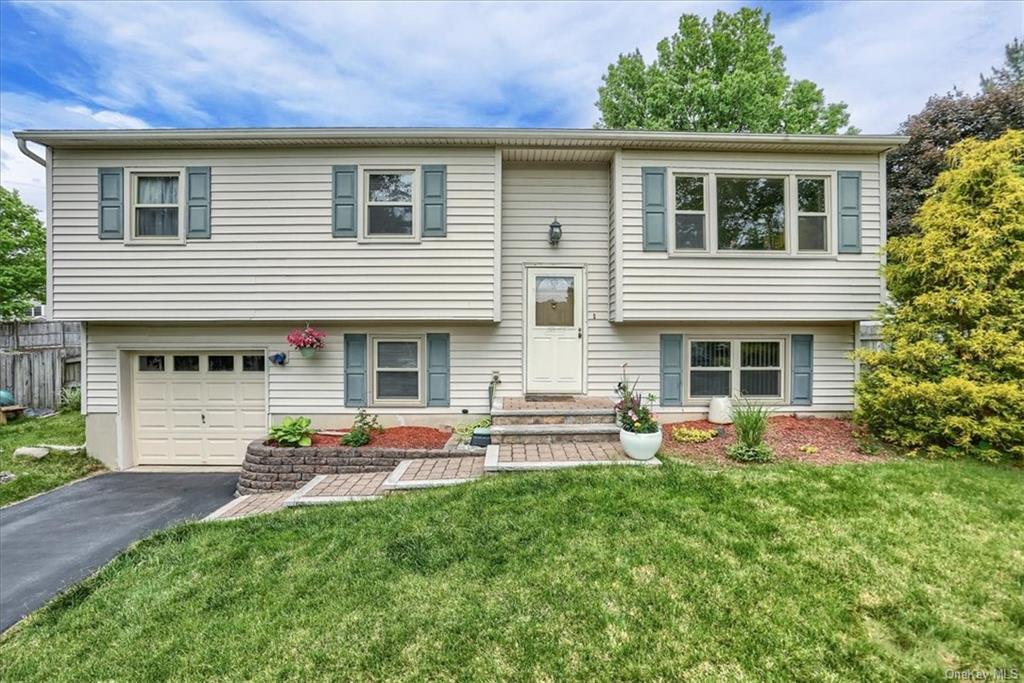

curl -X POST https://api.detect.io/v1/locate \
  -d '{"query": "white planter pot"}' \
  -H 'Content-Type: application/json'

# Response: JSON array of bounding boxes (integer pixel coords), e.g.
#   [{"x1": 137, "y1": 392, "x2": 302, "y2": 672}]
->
[
  {"x1": 708, "y1": 397, "x2": 733, "y2": 424},
  {"x1": 619, "y1": 427, "x2": 662, "y2": 461}
]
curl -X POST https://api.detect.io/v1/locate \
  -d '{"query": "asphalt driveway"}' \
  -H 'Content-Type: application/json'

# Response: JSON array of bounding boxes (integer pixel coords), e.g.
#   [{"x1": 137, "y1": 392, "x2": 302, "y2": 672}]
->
[{"x1": 0, "y1": 472, "x2": 237, "y2": 631}]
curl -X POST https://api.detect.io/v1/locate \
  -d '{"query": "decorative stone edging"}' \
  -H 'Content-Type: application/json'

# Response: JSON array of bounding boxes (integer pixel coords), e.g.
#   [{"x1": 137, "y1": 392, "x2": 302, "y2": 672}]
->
[{"x1": 237, "y1": 440, "x2": 485, "y2": 495}]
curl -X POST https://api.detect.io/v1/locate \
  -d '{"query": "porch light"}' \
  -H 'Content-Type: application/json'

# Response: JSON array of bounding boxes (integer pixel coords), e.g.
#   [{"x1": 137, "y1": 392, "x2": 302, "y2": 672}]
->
[{"x1": 548, "y1": 218, "x2": 562, "y2": 245}]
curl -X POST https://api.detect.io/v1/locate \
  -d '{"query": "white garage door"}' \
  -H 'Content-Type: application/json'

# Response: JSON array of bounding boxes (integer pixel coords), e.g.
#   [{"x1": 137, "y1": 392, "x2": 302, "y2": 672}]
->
[{"x1": 133, "y1": 351, "x2": 267, "y2": 465}]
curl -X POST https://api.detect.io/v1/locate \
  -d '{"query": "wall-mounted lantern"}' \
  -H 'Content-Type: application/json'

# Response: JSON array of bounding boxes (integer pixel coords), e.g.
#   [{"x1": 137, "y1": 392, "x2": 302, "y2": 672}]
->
[{"x1": 548, "y1": 217, "x2": 562, "y2": 245}]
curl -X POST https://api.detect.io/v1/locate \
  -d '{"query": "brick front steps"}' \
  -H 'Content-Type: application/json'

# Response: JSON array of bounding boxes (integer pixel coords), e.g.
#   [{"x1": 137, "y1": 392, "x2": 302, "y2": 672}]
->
[{"x1": 237, "y1": 440, "x2": 484, "y2": 495}]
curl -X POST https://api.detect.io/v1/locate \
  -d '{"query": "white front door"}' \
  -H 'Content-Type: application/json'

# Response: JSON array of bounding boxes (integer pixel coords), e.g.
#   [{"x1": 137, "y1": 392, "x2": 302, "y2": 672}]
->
[{"x1": 526, "y1": 267, "x2": 584, "y2": 394}]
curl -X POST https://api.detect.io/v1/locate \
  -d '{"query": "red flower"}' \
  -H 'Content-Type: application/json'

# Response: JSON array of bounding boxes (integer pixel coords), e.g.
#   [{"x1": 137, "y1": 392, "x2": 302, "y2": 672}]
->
[{"x1": 286, "y1": 326, "x2": 327, "y2": 350}]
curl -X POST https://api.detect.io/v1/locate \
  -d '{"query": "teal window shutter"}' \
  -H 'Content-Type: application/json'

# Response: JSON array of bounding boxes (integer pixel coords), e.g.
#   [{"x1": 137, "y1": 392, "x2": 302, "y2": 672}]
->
[
  {"x1": 97, "y1": 167, "x2": 123, "y2": 239},
  {"x1": 837, "y1": 171, "x2": 862, "y2": 254},
  {"x1": 791, "y1": 335, "x2": 814, "y2": 405},
  {"x1": 421, "y1": 165, "x2": 447, "y2": 237},
  {"x1": 642, "y1": 167, "x2": 667, "y2": 251},
  {"x1": 344, "y1": 334, "x2": 367, "y2": 406},
  {"x1": 426, "y1": 333, "x2": 450, "y2": 406},
  {"x1": 186, "y1": 167, "x2": 211, "y2": 239},
  {"x1": 660, "y1": 334, "x2": 683, "y2": 406},
  {"x1": 332, "y1": 165, "x2": 358, "y2": 238}
]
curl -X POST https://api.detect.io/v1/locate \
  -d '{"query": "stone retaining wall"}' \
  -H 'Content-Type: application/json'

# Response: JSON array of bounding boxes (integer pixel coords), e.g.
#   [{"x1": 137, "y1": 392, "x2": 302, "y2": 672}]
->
[{"x1": 237, "y1": 440, "x2": 484, "y2": 495}]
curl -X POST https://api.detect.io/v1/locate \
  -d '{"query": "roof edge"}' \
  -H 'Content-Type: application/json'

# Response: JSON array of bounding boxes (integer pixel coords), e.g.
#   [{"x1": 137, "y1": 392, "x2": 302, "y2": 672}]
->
[{"x1": 13, "y1": 127, "x2": 909, "y2": 153}]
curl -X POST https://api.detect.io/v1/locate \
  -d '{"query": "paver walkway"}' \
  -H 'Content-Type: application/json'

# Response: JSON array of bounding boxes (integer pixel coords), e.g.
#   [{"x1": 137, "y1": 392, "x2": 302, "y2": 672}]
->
[{"x1": 207, "y1": 444, "x2": 657, "y2": 521}]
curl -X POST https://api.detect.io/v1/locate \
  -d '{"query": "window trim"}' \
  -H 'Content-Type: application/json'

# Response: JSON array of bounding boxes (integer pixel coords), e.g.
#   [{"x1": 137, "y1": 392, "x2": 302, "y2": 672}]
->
[
  {"x1": 664, "y1": 170, "x2": 838, "y2": 258},
  {"x1": 671, "y1": 174, "x2": 709, "y2": 253},
  {"x1": 126, "y1": 169, "x2": 186, "y2": 245},
  {"x1": 685, "y1": 336, "x2": 787, "y2": 404},
  {"x1": 370, "y1": 335, "x2": 425, "y2": 406},
  {"x1": 361, "y1": 167, "x2": 420, "y2": 242},
  {"x1": 796, "y1": 175, "x2": 830, "y2": 253}
]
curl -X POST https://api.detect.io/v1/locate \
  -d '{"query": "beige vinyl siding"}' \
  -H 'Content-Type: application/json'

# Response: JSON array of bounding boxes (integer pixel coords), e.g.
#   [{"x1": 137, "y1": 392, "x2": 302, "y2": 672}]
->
[
  {"x1": 495, "y1": 163, "x2": 617, "y2": 396},
  {"x1": 598, "y1": 322, "x2": 857, "y2": 413},
  {"x1": 618, "y1": 150, "x2": 884, "y2": 321},
  {"x1": 84, "y1": 322, "x2": 504, "y2": 416},
  {"x1": 50, "y1": 147, "x2": 497, "y2": 321}
]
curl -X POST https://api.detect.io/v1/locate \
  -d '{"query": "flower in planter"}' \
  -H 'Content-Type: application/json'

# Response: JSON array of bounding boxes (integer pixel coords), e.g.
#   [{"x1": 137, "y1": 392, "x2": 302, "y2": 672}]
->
[{"x1": 287, "y1": 325, "x2": 326, "y2": 358}]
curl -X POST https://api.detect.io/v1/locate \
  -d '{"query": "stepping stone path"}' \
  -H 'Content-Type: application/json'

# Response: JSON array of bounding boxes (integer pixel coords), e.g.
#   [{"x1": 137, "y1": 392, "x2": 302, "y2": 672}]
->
[{"x1": 206, "y1": 397, "x2": 660, "y2": 521}]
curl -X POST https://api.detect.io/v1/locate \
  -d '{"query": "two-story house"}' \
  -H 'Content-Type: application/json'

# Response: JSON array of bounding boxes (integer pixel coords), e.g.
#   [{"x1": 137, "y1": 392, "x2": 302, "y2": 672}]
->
[{"x1": 14, "y1": 127, "x2": 906, "y2": 470}]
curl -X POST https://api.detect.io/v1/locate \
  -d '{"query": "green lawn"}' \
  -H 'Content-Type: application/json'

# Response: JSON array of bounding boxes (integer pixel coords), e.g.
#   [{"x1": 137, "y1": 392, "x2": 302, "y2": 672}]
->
[
  {"x1": 1, "y1": 460, "x2": 1021, "y2": 681},
  {"x1": 0, "y1": 411, "x2": 103, "y2": 506}
]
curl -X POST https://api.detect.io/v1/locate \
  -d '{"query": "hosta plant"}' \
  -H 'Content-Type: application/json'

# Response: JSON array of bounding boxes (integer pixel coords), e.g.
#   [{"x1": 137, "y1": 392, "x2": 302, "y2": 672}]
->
[{"x1": 269, "y1": 416, "x2": 315, "y2": 447}]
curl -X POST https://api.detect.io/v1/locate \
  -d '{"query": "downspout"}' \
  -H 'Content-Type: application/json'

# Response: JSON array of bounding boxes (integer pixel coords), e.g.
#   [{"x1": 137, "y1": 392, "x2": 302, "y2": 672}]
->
[{"x1": 17, "y1": 137, "x2": 47, "y2": 167}]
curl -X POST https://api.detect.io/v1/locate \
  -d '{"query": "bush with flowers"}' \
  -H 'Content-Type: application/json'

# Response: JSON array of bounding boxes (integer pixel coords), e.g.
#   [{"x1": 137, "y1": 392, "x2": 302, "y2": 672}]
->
[
  {"x1": 614, "y1": 373, "x2": 660, "y2": 434},
  {"x1": 286, "y1": 325, "x2": 327, "y2": 352}
]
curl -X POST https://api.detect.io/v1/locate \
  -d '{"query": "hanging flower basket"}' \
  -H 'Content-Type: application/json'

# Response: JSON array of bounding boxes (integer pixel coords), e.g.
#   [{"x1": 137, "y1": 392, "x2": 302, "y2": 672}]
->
[{"x1": 287, "y1": 325, "x2": 326, "y2": 359}]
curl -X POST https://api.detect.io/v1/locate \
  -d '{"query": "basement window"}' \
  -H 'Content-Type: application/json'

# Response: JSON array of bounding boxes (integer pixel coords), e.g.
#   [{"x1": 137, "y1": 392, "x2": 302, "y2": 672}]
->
[{"x1": 372, "y1": 337, "x2": 423, "y2": 404}]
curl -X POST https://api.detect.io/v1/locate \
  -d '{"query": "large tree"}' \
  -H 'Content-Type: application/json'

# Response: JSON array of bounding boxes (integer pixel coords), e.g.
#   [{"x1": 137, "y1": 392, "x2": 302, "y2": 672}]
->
[
  {"x1": 0, "y1": 187, "x2": 46, "y2": 320},
  {"x1": 856, "y1": 131, "x2": 1024, "y2": 462},
  {"x1": 595, "y1": 7, "x2": 852, "y2": 134},
  {"x1": 887, "y1": 43, "x2": 1024, "y2": 238}
]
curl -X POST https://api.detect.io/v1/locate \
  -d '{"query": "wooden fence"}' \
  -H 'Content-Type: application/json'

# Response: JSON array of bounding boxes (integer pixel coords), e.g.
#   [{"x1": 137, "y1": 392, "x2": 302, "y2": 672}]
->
[{"x1": 0, "y1": 321, "x2": 82, "y2": 411}]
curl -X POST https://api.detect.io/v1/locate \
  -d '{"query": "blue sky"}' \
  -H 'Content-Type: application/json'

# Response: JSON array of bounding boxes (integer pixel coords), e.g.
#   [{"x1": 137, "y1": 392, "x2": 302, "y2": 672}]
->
[{"x1": 2, "y1": 0, "x2": 1021, "y2": 214}]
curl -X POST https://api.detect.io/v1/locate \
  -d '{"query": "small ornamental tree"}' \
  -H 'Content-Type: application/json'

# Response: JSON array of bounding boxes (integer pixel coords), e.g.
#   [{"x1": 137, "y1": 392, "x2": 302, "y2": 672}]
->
[{"x1": 855, "y1": 130, "x2": 1024, "y2": 461}]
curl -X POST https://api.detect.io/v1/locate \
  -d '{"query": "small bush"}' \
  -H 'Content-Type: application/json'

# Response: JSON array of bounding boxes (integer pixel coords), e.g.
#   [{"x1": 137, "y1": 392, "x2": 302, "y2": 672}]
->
[
  {"x1": 799, "y1": 444, "x2": 819, "y2": 454},
  {"x1": 269, "y1": 416, "x2": 315, "y2": 447},
  {"x1": 342, "y1": 409, "x2": 383, "y2": 447},
  {"x1": 728, "y1": 400, "x2": 774, "y2": 463},
  {"x1": 672, "y1": 426, "x2": 717, "y2": 444},
  {"x1": 60, "y1": 386, "x2": 81, "y2": 412},
  {"x1": 726, "y1": 443, "x2": 775, "y2": 463}
]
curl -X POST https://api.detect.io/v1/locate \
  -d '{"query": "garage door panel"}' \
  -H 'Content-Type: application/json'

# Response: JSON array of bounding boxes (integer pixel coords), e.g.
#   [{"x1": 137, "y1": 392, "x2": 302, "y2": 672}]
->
[
  {"x1": 133, "y1": 351, "x2": 266, "y2": 466},
  {"x1": 172, "y1": 382, "x2": 203, "y2": 402}
]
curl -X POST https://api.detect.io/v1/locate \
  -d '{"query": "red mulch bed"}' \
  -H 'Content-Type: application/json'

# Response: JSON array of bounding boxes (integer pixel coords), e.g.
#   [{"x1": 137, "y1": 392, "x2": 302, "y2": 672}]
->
[
  {"x1": 309, "y1": 426, "x2": 452, "y2": 450},
  {"x1": 662, "y1": 416, "x2": 881, "y2": 465}
]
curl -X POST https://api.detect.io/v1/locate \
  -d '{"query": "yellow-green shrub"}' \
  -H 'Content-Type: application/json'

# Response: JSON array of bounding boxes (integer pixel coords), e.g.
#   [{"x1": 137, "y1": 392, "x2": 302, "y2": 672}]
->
[
  {"x1": 855, "y1": 130, "x2": 1024, "y2": 461},
  {"x1": 672, "y1": 427, "x2": 718, "y2": 444}
]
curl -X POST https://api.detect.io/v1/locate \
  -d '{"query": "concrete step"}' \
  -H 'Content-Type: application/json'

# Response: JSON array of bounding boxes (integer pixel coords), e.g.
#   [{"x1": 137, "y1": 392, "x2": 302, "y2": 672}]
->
[
  {"x1": 491, "y1": 410, "x2": 615, "y2": 426},
  {"x1": 489, "y1": 423, "x2": 620, "y2": 444},
  {"x1": 484, "y1": 444, "x2": 661, "y2": 472}
]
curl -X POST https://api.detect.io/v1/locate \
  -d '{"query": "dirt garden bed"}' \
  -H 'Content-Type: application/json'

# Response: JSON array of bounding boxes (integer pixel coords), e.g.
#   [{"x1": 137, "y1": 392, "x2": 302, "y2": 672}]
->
[
  {"x1": 308, "y1": 426, "x2": 452, "y2": 450},
  {"x1": 661, "y1": 416, "x2": 884, "y2": 465}
]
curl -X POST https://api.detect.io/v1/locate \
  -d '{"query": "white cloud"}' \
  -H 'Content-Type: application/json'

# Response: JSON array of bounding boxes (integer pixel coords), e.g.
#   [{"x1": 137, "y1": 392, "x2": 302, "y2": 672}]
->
[
  {"x1": 773, "y1": 0, "x2": 1022, "y2": 133},
  {"x1": 2, "y1": 0, "x2": 1019, "y2": 216},
  {"x1": 0, "y1": 92, "x2": 150, "y2": 217}
]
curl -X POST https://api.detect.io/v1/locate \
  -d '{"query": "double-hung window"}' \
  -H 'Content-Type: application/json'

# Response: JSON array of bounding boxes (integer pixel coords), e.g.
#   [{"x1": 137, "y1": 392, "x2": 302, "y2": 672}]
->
[
  {"x1": 688, "y1": 339, "x2": 785, "y2": 401},
  {"x1": 365, "y1": 170, "x2": 415, "y2": 237},
  {"x1": 673, "y1": 175, "x2": 707, "y2": 250},
  {"x1": 797, "y1": 177, "x2": 828, "y2": 252},
  {"x1": 372, "y1": 337, "x2": 422, "y2": 404},
  {"x1": 132, "y1": 173, "x2": 181, "y2": 239}
]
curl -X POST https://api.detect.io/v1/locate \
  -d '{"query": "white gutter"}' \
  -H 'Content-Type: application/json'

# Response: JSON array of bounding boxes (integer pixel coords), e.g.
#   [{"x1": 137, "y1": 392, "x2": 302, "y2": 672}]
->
[{"x1": 17, "y1": 137, "x2": 47, "y2": 167}]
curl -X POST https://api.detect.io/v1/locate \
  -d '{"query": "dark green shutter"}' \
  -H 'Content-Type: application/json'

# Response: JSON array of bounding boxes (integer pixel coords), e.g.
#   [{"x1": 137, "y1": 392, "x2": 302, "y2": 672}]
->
[
  {"x1": 421, "y1": 165, "x2": 447, "y2": 237},
  {"x1": 642, "y1": 167, "x2": 667, "y2": 251},
  {"x1": 660, "y1": 334, "x2": 683, "y2": 406},
  {"x1": 344, "y1": 334, "x2": 367, "y2": 406},
  {"x1": 837, "y1": 171, "x2": 862, "y2": 254},
  {"x1": 97, "y1": 167, "x2": 123, "y2": 239},
  {"x1": 426, "y1": 333, "x2": 450, "y2": 406},
  {"x1": 332, "y1": 165, "x2": 358, "y2": 238},
  {"x1": 791, "y1": 335, "x2": 814, "y2": 405},
  {"x1": 186, "y1": 167, "x2": 211, "y2": 239}
]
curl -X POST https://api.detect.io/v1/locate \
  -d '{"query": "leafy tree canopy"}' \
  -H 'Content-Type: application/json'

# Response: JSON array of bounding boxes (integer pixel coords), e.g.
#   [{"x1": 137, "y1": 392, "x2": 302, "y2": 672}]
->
[
  {"x1": 888, "y1": 42, "x2": 1024, "y2": 238},
  {"x1": 595, "y1": 7, "x2": 853, "y2": 134},
  {"x1": 856, "y1": 131, "x2": 1024, "y2": 461},
  {"x1": 0, "y1": 187, "x2": 46, "y2": 320}
]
